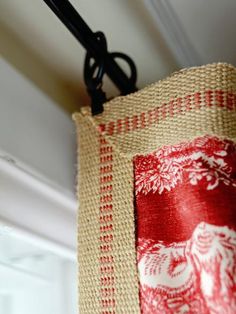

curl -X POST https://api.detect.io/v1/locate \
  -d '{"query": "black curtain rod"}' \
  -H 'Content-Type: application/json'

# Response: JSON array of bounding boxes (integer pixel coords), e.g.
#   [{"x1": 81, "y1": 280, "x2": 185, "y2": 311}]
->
[{"x1": 42, "y1": 0, "x2": 137, "y2": 96}]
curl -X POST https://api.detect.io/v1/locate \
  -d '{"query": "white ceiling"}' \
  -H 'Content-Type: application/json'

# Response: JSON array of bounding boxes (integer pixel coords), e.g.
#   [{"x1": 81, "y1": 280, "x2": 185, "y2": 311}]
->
[
  {"x1": 1, "y1": 0, "x2": 236, "y2": 112},
  {"x1": 168, "y1": 0, "x2": 236, "y2": 65}
]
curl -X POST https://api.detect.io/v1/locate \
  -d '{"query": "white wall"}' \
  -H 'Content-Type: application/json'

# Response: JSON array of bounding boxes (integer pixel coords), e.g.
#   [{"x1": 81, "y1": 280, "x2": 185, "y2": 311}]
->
[
  {"x1": 0, "y1": 58, "x2": 77, "y2": 253},
  {"x1": 0, "y1": 58, "x2": 78, "y2": 313}
]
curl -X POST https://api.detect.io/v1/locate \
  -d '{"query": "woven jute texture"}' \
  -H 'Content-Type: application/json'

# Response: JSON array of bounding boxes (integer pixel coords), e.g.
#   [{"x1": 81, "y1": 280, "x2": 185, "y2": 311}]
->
[{"x1": 73, "y1": 63, "x2": 236, "y2": 313}]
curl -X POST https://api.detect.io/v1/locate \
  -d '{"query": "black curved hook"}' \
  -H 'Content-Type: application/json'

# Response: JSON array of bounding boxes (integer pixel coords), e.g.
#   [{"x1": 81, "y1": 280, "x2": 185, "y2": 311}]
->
[
  {"x1": 110, "y1": 52, "x2": 137, "y2": 89},
  {"x1": 84, "y1": 32, "x2": 138, "y2": 115}
]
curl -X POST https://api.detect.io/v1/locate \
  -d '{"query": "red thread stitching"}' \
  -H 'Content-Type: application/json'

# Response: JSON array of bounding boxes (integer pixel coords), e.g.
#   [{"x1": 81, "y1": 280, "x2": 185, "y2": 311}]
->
[
  {"x1": 101, "y1": 287, "x2": 115, "y2": 297},
  {"x1": 185, "y1": 95, "x2": 192, "y2": 111},
  {"x1": 99, "y1": 124, "x2": 115, "y2": 313},
  {"x1": 132, "y1": 115, "x2": 138, "y2": 130},
  {"x1": 194, "y1": 93, "x2": 201, "y2": 109},
  {"x1": 101, "y1": 90, "x2": 235, "y2": 136}
]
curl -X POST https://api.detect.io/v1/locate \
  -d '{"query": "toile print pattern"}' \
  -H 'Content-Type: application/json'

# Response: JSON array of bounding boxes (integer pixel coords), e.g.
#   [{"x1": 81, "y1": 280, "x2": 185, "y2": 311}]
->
[
  {"x1": 135, "y1": 136, "x2": 236, "y2": 195},
  {"x1": 134, "y1": 135, "x2": 236, "y2": 313}
]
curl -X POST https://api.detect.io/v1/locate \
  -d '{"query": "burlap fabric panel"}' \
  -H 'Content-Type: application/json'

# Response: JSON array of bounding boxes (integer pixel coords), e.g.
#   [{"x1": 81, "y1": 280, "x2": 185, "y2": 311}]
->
[{"x1": 73, "y1": 63, "x2": 236, "y2": 313}]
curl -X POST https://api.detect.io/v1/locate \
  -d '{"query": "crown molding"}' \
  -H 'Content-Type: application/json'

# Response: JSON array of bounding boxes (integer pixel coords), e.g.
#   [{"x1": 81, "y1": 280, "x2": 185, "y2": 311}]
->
[
  {"x1": 0, "y1": 146, "x2": 77, "y2": 260},
  {"x1": 0, "y1": 59, "x2": 77, "y2": 259}
]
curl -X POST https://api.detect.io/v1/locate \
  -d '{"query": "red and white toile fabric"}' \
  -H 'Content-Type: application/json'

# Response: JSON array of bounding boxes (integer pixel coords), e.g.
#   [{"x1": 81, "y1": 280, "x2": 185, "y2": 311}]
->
[{"x1": 134, "y1": 135, "x2": 236, "y2": 313}]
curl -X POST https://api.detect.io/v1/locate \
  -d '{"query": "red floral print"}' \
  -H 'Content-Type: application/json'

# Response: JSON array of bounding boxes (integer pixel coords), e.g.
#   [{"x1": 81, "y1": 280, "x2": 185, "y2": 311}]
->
[
  {"x1": 134, "y1": 136, "x2": 236, "y2": 313},
  {"x1": 135, "y1": 136, "x2": 236, "y2": 195}
]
